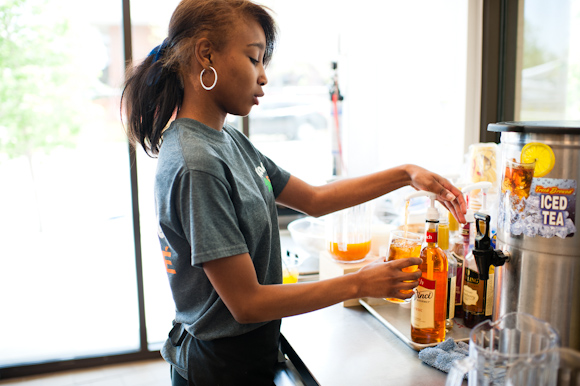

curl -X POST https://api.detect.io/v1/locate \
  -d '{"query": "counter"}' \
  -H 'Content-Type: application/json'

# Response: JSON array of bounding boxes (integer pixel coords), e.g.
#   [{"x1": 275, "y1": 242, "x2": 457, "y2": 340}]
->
[
  {"x1": 278, "y1": 226, "x2": 464, "y2": 385},
  {"x1": 280, "y1": 303, "x2": 458, "y2": 386}
]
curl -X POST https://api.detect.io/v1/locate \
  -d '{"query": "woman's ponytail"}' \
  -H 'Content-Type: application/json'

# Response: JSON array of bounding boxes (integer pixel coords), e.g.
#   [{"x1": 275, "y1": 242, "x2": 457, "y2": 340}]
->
[{"x1": 121, "y1": 44, "x2": 182, "y2": 157}]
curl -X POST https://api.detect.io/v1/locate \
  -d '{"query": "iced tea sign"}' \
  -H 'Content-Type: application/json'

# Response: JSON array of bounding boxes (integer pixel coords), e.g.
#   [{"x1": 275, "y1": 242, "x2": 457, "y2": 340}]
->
[
  {"x1": 499, "y1": 177, "x2": 577, "y2": 238},
  {"x1": 535, "y1": 181, "x2": 575, "y2": 228}
]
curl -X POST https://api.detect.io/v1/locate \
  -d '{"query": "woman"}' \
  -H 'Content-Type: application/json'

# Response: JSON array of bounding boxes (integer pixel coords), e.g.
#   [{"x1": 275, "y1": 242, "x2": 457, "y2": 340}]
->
[{"x1": 122, "y1": 0, "x2": 466, "y2": 384}]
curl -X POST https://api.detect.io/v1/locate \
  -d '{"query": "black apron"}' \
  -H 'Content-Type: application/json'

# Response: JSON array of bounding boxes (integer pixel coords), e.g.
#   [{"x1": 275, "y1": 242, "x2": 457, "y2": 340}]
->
[{"x1": 170, "y1": 320, "x2": 281, "y2": 386}]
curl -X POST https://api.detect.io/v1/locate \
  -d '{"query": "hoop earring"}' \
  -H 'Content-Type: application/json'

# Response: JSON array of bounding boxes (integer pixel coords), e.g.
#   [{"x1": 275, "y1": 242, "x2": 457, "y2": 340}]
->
[{"x1": 200, "y1": 66, "x2": 218, "y2": 90}]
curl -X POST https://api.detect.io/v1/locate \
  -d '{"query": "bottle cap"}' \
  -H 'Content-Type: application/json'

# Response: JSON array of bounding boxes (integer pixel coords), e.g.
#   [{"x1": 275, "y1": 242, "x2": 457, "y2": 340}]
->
[{"x1": 465, "y1": 208, "x2": 475, "y2": 223}]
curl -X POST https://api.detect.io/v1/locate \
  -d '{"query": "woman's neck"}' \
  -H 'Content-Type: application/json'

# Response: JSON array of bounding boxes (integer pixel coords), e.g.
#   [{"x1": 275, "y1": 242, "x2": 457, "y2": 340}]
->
[
  {"x1": 178, "y1": 77, "x2": 226, "y2": 131},
  {"x1": 176, "y1": 103, "x2": 226, "y2": 131}
]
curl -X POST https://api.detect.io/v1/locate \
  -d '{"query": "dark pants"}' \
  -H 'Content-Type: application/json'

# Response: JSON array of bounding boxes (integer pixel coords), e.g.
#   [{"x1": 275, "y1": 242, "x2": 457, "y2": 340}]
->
[
  {"x1": 171, "y1": 366, "x2": 188, "y2": 386},
  {"x1": 170, "y1": 320, "x2": 281, "y2": 386}
]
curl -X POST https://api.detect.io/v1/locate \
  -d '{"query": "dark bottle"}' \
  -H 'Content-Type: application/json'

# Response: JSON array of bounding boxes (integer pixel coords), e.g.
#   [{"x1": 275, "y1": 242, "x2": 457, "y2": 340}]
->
[{"x1": 462, "y1": 262, "x2": 494, "y2": 328}]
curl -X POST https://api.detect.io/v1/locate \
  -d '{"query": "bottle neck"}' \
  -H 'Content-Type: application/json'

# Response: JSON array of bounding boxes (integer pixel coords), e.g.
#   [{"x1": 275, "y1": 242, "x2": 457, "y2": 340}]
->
[{"x1": 425, "y1": 220, "x2": 439, "y2": 246}]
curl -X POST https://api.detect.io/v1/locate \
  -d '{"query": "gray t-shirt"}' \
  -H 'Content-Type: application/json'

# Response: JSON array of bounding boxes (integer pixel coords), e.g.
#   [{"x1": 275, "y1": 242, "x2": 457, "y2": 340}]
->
[{"x1": 156, "y1": 118, "x2": 290, "y2": 373}]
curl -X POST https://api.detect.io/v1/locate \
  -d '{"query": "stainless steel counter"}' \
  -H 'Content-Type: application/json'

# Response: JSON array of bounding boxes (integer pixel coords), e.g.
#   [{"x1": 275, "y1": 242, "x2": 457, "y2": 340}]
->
[
  {"x1": 279, "y1": 225, "x2": 465, "y2": 385},
  {"x1": 281, "y1": 303, "x2": 458, "y2": 386}
]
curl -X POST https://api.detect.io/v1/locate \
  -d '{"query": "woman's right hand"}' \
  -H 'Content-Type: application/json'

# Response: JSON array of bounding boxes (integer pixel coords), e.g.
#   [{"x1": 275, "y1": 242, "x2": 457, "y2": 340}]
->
[
  {"x1": 404, "y1": 164, "x2": 467, "y2": 224},
  {"x1": 355, "y1": 257, "x2": 423, "y2": 300}
]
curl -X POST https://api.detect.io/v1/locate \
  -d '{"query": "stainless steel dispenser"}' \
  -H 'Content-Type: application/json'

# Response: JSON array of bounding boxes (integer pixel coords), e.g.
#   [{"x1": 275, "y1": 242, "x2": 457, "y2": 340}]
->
[{"x1": 488, "y1": 121, "x2": 580, "y2": 349}]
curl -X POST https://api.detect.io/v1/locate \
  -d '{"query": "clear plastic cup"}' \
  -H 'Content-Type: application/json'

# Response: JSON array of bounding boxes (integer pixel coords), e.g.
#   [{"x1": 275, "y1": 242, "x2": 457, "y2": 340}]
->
[{"x1": 385, "y1": 230, "x2": 423, "y2": 304}]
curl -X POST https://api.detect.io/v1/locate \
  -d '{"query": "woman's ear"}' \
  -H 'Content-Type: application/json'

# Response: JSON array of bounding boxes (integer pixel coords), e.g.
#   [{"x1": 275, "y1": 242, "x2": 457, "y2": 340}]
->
[{"x1": 195, "y1": 37, "x2": 213, "y2": 68}]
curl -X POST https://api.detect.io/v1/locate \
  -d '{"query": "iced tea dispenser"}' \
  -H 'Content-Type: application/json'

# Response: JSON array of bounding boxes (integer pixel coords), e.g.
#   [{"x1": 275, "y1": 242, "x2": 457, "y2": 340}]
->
[{"x1": 488, "y1": 121, "x2": 580, "y2": 349}]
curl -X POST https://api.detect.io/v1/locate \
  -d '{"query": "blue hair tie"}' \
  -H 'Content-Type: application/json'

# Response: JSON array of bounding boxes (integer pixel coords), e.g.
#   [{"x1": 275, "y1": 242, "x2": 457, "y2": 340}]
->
[
  {"x1": 146, "y1": 38, "x2": 171, "y2": 86},
  {"x1": 149, "y1": 38, "x2": 170, "y2": 64}
]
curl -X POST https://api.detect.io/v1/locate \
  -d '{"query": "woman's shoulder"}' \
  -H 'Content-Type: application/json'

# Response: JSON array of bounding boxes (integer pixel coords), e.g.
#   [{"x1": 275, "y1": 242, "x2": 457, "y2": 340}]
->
[{"x1": 159, "y1": 120, "x2": 225, "y2": 173}]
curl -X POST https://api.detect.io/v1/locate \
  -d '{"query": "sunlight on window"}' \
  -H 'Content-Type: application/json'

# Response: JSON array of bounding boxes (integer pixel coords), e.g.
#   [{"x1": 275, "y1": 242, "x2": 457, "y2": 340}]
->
[
  {"x1": 0, "y1": 0, "x2": 138, "y2": 365},
  {"x1": 518, "y1": 0, "x2": 580, "y2": 120}
]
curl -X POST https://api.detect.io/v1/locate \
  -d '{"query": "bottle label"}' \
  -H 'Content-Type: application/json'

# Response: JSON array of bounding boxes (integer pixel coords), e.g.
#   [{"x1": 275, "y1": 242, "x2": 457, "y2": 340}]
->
[
  {"x1": 485, "y1": 273, "x2": 494, "y2": 316},
  {"x1": 463, "y1": 268, "x2": 493, "y2": 315},
  {"x1": 426, "y1": 231, "x2": 437, "y2": 243},
  {"x1": 411, "y1": 277, "x2": 436, "y2": 329},
  {"x1": 452, "y1": 252, "x2": 464, "y2": 306},
  {"x1": 447, "y1": 275, "x2": 456, "y2": 319}
]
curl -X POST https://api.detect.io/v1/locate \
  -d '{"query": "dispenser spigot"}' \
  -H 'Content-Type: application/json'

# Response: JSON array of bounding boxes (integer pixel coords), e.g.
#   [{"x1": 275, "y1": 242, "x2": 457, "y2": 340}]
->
[{"x1": 472, "y1": 212, "x2": 509, "y2": 280}]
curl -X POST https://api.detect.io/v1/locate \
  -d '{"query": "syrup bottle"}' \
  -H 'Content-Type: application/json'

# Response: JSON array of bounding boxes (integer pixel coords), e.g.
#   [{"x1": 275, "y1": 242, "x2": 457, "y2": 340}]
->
[
  {"x1": 439, "y1": 216, "x2": 457, "y2": 331},
  {"x1": 436, "y1": 203, "x2": 456, "y2": 331},
  {"x1": 447, "y1": 200, "x2": 465, "y2": 319},
  {"x1": 460, "y1": 182, "x2": 495, "y2": 328},
  {"x1": 410, "y1": 192, "x2": 448, "y2": 344}
]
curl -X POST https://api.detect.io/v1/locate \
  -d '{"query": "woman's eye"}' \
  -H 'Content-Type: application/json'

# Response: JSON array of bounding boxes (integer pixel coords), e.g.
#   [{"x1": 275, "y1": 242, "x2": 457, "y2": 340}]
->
[{"x1": 249, "y1": 57, "x2": 258, "y2": 65}]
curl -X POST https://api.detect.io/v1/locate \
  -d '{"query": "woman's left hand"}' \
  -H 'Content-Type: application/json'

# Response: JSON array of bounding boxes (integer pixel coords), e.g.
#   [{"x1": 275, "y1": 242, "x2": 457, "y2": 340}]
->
[{"x1": 405, "y1": 164, "x2": 467, "y2": 223}]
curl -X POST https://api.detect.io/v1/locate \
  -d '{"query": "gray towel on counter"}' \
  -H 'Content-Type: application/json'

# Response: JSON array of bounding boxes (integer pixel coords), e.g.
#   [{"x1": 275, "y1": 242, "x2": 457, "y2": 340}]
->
[{"x1": 418, "y1": 338, "x2": 469, "y2": 374}]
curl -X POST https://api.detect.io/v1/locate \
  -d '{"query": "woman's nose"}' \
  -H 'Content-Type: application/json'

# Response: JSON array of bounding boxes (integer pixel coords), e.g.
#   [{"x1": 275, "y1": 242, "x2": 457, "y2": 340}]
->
[{"x1": 259, "y1": 67, "x2": 268, "y2": 86}]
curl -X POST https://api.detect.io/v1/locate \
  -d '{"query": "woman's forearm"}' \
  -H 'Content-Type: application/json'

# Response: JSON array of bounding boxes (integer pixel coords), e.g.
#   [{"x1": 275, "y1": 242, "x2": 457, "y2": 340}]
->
[{"x1": 277, "y1": 165, "x2": 412, "y2": 217}]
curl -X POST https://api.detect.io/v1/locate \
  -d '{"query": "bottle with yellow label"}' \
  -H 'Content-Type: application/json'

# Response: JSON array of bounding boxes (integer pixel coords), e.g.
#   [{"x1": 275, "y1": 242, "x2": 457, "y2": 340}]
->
[{"x1": 410, "y1": 192, "x2": 448, "y2": 344}]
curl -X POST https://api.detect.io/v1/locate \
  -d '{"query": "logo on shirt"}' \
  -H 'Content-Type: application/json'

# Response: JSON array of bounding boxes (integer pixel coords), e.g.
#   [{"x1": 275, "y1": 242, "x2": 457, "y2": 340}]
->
[
  {"x1": 162, "y1": 246, "x2": 176, "y2": 274},
  {"x1": 255, "y1": 162, "x2": 272, "y2": 192}
]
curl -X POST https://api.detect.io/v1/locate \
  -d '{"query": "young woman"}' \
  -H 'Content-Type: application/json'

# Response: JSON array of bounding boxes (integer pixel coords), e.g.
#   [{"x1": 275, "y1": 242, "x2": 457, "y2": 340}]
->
[{"x1": 122, "y1": 0, "x2": 466, "y2": 384}]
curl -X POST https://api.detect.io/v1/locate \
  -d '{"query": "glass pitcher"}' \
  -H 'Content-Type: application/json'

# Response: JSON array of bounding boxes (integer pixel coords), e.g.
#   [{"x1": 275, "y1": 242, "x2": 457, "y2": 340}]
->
[
  {"x1": 446, "y1": 312, "x2": 560, "y2": 386},
  {"x1": 325, "y1": 202, "x2": 373, "y2": 263},
  {"x1": 506, "y1": 347, "x2": 580, "y2": 386}
]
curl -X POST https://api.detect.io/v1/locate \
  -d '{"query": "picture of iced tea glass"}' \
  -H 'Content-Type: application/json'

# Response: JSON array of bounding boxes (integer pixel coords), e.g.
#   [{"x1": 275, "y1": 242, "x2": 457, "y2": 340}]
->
[
  {"x1": 385, "y1": 230, "x2": 423, "y2": 304},
  {"x1": 501, "y1": 158, "x2": 536, "y2": 201}
]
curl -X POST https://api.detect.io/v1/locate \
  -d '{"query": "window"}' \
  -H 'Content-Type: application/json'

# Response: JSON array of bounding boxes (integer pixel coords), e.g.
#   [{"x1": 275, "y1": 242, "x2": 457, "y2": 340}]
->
[
  {"x1": 516, "y1": 0, "x2": 580, "y2": 120},
  {"x1": 248, "y1": 0, "x2": 336, "y2": 185},
  {"x1": 251, "y1": 0, "x2": 476, "y2": 183},
  {"x1": 0, "y1": 0, "x2": 139, "y2": 366}
]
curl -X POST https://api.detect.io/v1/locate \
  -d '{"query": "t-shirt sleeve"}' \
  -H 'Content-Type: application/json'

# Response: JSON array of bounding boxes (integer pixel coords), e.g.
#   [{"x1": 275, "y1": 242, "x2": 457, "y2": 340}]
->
[
  {"x1": 259, "y1": 153, "x2": 291, "y2": 198},
  {"x1": 176, "y1": 169, "x2": 249, "y2": 266}
]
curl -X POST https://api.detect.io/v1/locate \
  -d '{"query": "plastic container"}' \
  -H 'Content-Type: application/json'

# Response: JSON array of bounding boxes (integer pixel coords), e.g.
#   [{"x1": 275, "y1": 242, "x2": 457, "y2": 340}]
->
[
  {"x1": 325, "y1": 202, "x2": 373, "y2": 263},
  {"x1": 287, "y1": 216, "x2": 326, "y2": 257},
  {"x1": 506, "y1": 347, "x2": 580, "y2": 386},
  {"x1": 446, "y1": 312, "x2": 560, "y2": 386}
]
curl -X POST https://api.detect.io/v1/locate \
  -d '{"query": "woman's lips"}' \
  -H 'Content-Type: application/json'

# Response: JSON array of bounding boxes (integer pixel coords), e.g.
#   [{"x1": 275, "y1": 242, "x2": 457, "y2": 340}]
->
[{"x1": 253, "y1": 92, "x2": 264, "y2": 105}]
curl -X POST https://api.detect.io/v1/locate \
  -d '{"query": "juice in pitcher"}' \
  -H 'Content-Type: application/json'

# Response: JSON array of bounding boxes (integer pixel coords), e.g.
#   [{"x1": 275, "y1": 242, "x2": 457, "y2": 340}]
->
[
  {"x1": 326, "y1": 202, "x2": 373, "y2": 263},
  {"x1": 328, "y1": 240, "x2": 371, "y2": 261}
]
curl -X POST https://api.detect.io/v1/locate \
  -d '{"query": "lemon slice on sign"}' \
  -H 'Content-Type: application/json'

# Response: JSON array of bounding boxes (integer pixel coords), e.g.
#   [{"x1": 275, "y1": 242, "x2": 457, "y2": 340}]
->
[{"x1": 521, "y1": 142, "x2": 555, "y2": 177}]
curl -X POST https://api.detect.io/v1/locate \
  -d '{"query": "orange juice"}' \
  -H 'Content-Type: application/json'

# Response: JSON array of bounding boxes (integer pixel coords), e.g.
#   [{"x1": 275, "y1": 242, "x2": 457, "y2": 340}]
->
[
  {"x1": 328, "y1": 240, "x2": 371, "y2": 262},
  {"x1": 326, "y1": 203, "x2": 373, "y2": 263},
  {"x1": 282, "y1": 254, "x2": 299, "y2": 284},
  {"x1": 283, "y1": 268, "x2": 299, "y2": 284}
]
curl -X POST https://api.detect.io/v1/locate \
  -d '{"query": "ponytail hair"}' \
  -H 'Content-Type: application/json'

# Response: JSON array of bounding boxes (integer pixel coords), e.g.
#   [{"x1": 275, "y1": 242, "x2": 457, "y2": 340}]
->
[{"x1": 121, "y1": 0, "x2": 277, "y2": 157}]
